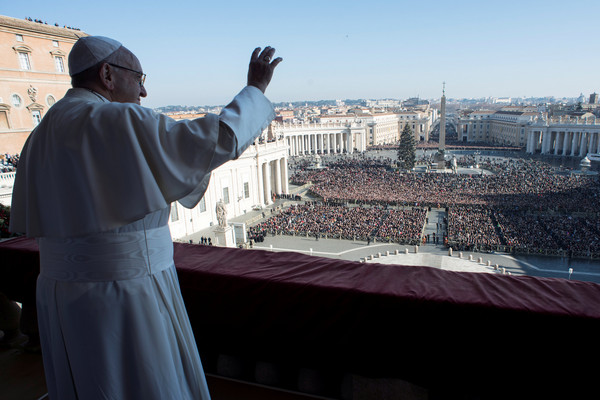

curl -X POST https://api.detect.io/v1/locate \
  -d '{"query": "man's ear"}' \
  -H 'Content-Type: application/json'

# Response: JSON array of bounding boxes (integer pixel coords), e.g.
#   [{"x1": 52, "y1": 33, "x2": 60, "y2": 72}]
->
[{"x1": 98, "y1": 63, "x2": 115, "y2": 90}]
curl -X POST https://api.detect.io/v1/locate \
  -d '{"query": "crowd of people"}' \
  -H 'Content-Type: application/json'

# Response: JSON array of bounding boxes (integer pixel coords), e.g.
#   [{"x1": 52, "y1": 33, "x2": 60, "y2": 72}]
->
[
  {"x1": 24, "y1": 17, "x2": 82, "y2": 31},
  {"x1": 448, "y1": 208, "x2": 600, "y2": 256},
  {"x1": 252, "y1": 201, "x2": 427, "y2": 244},
  {"x1": 291, "y1": 157, "x2": 599, "y2": 212},
  {"x1": 1, "y1": 154, "x2": 19, "y2": 173},
  {"x1": 282, "y1": 154, "x2": 600, "y2": 257},
  {"x1": 7, "y1": 144, "x2": 598, "y2": 256},
  {"x1": 447, "y1": 206, "x2": 503, "y2": 251}
]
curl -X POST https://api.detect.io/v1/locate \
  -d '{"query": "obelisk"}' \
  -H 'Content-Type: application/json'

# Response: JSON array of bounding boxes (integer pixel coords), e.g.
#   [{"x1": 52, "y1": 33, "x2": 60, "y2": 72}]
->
[
  {"x1": 439, "y1": 82, "x2": 446, "y2": 152},
  {"x1": 434, "y1": 83, "x2": 447, "y2": 169}
]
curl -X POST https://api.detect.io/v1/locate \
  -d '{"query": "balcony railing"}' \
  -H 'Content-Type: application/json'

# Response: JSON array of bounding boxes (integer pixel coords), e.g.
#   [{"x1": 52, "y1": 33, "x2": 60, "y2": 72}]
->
[{"x1": 1, "y1": 237, "x2": 599, "y2": 399}]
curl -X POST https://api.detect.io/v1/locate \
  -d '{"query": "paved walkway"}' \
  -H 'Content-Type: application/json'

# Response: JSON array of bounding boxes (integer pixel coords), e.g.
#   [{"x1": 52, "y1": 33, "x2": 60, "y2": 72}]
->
[{"x1": 248, "y1": 235, "x2": 600, "y2": 282}]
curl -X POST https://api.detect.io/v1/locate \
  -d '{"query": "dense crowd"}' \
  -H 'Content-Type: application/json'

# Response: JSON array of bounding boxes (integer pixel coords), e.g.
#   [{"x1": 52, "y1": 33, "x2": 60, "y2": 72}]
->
[
  {"x1": 252, "y1": 202, "x2": 426, "y2": 244},
  {"x1": 447, "y1": 206, "x2": 502, "y2": 250},
  {"x1": 448, "y1": 208, "x2": 600, "y2": 256},
  {"x1": 1, "y1": 154, "x2": 19, "y2": 173},
  {"x1": 281, "y1": 155, "x2": 600, "y2": 257},
  {"x1": 291, "y1": 157, "x2": 599, "y2": 212}
]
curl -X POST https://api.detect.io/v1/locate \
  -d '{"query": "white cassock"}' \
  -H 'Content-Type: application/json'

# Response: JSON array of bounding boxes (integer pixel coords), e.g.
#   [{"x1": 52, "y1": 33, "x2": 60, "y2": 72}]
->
[{"x1": 10, "y1": 86, "x2": 275, "y2": 400}]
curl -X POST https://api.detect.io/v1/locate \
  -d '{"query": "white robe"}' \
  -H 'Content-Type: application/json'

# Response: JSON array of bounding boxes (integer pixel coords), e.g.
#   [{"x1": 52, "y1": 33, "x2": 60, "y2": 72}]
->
[
  {"x1": 10, "y1": 85, "x2": 274, "y2": 237},
  {"x1": 10, "y1": 86, "x2": 275, "y2": 399}
]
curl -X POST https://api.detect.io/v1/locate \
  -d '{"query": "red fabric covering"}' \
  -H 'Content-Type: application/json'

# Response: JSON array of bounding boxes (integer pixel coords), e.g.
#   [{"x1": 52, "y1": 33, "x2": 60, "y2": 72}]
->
[
  {"x1": 0, "y1": 236, "x2": 40, "y2": 304},
  {"x1": 2, "y1": 237, "x2": 600, "y2": 396},
  {"x1": 174, "y1": 243, "x2": 600, "y2": 395}
]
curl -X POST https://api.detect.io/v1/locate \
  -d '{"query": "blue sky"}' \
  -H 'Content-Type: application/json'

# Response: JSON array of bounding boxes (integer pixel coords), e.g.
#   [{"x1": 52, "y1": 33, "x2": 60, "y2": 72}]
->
[{"x1": 4, "y1": 0, "x2": 599, "y2": 108}]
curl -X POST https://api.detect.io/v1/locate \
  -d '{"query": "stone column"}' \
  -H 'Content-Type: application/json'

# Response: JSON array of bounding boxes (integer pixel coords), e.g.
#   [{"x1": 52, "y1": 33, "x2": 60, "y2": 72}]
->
[
  {"x1": 302, "y1": 134, "x2": 306, "y2": 155},
  {"x1": 562, "y1": 132, "x2": 570, "y2": 156},
  {"x1": 333, "y1": 132, "x2": 338, "y2": 153},
  {"x1": 580, "y1": 132, "x2": 589, "y2": 157},
  {"x1": 549, "y1": 131, "x2": 556, "y2": 154},
  {"x1": 292, "y1": 135, "x2": 296, "y2": 156},
  {"x1": 281, "y1": 157, "x2": 289, "y2": 193},
  {"x1": 541, "y1": 131, "x2": 549, "y2": 154},
  {"x1": 274, "y1": 158, "x2": 282, "y2": 195},
  {"x1": 348, "y1": 132, "x2": 353, "y2": 154},
  {"x1": 570, "y1": 132, "x2": 579, "y2": 156},
  {"x1": 263, "y1": 161, "x2": 272, "y2": 205},
  {"x1": 318, "y1": 133, "x2": 322, "y2": 154},
  {"x1": 362, "y1": 129, "x2": 367, "y2": 152},
  {"x1": 590, "y1": 132, "x2": 597, "y2": 154},
  {"x1": 257, "y1": 161, "x2": 264, "y2": 206}
]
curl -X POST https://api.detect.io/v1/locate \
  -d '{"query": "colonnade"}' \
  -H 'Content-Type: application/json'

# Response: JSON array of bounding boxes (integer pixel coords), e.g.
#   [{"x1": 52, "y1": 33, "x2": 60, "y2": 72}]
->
[
  {"x1": 286, "y1": 131, "x2": 357, "y2": 156},
  {"x1": 258, "y1": 156, "x2": 288, "y2": 206},
  {"x1": 528, "y1": 129, "x2": 600, "y2": 156}
]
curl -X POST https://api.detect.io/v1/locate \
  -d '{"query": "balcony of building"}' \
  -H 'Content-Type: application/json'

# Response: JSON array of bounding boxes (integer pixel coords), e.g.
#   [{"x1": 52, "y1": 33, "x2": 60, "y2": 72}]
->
[{"x1": 1, "y1": 236, "x2": 599, "y2": 399}]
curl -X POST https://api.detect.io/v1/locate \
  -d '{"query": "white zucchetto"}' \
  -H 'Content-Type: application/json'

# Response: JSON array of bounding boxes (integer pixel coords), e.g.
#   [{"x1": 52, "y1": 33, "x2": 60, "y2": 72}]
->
[{"x1": 68, "y1": 36, "x2": 122, "y2": 76}]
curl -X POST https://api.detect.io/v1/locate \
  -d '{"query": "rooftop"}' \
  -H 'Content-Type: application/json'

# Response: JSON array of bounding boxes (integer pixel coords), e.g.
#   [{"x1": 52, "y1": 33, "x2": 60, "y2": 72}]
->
[{"x1": 0, "y1": 15, "x2": 86, "y2": 40}]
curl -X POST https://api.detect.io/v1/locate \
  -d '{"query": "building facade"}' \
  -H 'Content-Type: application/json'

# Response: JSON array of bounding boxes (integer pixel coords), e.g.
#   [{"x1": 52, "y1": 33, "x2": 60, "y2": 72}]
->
[
  {"x1": 526, "y1": 115, "x2": 600, "y2": 157},
  {"x1": 458, "y1": 107, "x2": 539, "y2": 146},
  {"x1": 458, "y1": 106, "x2": 600, "y2": 156},
  {"x1": 168, "y1": 132, "x2": 289, "y2": 240},
  {"x1": 274, "y1": 119, "x2": 368, "y2": 156},
  {"x1": 272, "y1": 106, "x2": 435, "y2": 156},
  {"x1": 397, "y1": 108, "x2": 434, "y2": 142},
  {"x1": 0, "y1": 15, "x2": 83, "y2": 154}
]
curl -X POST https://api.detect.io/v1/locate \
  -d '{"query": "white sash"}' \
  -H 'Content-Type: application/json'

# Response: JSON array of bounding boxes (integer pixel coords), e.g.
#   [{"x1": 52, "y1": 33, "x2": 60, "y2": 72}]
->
[{"x1": 38, "y1": 225, "x2": 173, "y2": 282}]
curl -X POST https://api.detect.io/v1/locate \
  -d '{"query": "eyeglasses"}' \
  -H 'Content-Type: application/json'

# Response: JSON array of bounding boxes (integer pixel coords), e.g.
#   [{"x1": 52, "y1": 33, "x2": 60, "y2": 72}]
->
[{"x1": 107, "y1": 63, "x2": 146, "y2": 86}]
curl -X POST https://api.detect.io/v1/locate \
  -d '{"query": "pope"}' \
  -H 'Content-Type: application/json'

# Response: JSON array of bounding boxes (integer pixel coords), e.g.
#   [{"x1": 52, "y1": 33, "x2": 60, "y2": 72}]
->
[{"x1": 10, "y1": 36, "x2": 282, "y2": 400}]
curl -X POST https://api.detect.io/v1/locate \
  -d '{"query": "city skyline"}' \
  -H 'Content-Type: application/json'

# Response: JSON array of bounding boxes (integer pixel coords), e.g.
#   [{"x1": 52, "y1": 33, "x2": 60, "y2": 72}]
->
[{"x1": 4, "y1": 0, "x2": 599, "y2": 108}]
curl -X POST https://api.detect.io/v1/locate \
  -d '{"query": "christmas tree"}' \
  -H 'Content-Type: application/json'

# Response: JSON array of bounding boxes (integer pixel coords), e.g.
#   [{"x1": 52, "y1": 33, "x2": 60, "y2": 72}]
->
[{"x1": 397, "y1": 123, "x2": 416, "y2": 170}]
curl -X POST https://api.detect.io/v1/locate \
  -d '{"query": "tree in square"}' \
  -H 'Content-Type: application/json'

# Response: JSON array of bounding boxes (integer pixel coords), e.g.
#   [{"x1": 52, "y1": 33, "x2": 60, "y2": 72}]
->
[{"x1": 397, "y1": 123, "x2": 416, "y2": 170}]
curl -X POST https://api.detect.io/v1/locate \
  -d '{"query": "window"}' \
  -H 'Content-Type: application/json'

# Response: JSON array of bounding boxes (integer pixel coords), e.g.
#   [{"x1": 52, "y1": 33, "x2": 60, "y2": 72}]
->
[
  {"x1": 0, "y1": 105, "x2": 10, "y2": 130},
  {"x1": 170, "y1": 203, "x2": 179, "y2": 222},
  {"x1": 54, "y1": 56, "x2": 65, "y2": 73},
  {"x1": 31, "y1": 110, "x2": 42, "y2": 126},
  {"x1": 16, "y1": 34, "x2": 23, "y2": 42},
  {"x1": 52, "y1": 40, "x2": 59, "y2": 47},
  {"x1": 11, "y1": 94, "x2": 22, "y2": 108},
  {"x1": 18, "y1": 52, "x2": 31, "y2": 70},
  {"x1": 199, "y1": 197, "x2": 206, "y2": 212},
  {"x1": 222, "y1": 187, "x2": 230, "y2": 204},
  {"x1": 244, "y1": 182, "x2": 250, "y2": 198}
]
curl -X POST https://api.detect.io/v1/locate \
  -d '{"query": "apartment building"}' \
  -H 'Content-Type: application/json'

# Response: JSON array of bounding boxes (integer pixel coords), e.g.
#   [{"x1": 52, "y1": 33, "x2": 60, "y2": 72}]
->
[{"x1": 458, "y1": 107, "x2": 538, "y2": 146}]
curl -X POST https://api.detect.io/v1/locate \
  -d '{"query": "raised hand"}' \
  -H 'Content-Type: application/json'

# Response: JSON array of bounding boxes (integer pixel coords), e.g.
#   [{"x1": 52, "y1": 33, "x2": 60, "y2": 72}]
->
[{"x1": 247, "y1": 46, "x2": 283, "y2": 94}]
